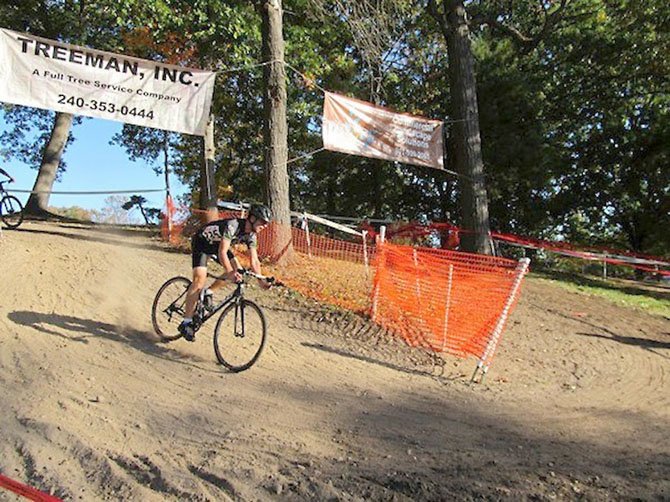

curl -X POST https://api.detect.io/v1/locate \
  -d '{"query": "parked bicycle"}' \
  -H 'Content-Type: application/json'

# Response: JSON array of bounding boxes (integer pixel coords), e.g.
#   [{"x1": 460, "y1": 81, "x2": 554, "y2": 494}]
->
[
  {"x1": 0, "y1": 180, "x2": 23, "y2": 229},
  {"x1": 151, "y1": 268, "x2": 277, "y2": 372}
]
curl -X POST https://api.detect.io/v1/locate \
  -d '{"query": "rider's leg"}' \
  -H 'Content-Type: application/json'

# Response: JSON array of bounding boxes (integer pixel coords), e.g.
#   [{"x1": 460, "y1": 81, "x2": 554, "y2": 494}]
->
[
  {"x1": 208, "y1": 253, "x2": 240, "y2": 293},
  {"x1": 183, "y1": 266, "x2": 207, "y2": 319}
]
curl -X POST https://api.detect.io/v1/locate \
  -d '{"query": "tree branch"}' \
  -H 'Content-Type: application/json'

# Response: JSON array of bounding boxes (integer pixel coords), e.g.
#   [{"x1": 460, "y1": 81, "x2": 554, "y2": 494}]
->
[{"x1": 470, "y1": 0, "x2": 570, "y2": 52}]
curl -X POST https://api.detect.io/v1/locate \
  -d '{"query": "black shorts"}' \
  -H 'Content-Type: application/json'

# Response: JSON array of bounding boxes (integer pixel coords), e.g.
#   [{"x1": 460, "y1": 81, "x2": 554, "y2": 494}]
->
[{"x1": 191, "y1": 236, "x2": 235, "y2": 269}]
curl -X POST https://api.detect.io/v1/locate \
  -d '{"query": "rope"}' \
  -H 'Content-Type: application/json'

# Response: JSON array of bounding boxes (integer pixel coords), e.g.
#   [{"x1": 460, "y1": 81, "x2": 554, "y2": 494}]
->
[
  {"x1": 10, "y1": 189, "x2": 166, "y2": 195},
  {"x1": 216, "y1": 59, "x2": 282, "y2": 74},
  {"x1": 283, "y1": 61, "x2": 329, "y2": 94},
  {"x1": 215, "y1": 58, "x2": 468, "y2": 127},
  {"x1": 285, "y1": 147, "x2": 325, "y2": 165}
]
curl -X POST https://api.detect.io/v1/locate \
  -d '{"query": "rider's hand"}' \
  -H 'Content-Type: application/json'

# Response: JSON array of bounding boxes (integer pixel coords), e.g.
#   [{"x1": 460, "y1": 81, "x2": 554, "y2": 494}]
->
[
  {"x1": 257, "y1": 277, "x2": 272, "y2": 290},
  {"x1": 226, "y1": 270, "x2": 243, "y2": 282},
  {"x1": 9, "y1": 177, "x2": 14, "y2": 183}
]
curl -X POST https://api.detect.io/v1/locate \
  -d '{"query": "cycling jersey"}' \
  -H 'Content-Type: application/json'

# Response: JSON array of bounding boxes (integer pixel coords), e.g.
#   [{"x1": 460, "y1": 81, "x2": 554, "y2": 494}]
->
[{"x1": 191, "y1": 219, "x2": 257, "y2": 268}]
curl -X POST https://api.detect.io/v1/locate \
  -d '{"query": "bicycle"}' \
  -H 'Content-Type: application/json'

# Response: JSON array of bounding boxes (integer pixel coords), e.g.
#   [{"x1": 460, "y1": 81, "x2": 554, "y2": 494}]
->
[
  {"x1": 0, "y1": 180, "x2": 23, "y2": 229},
  {"x1": 151, "y1": 268, "x2": 277, "y2": 372}
]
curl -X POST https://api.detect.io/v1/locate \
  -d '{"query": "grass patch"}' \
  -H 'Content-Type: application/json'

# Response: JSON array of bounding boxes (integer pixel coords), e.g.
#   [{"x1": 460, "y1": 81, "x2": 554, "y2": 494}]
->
[{"x1": 529, "y1": 270, "x2": 670, "y2": 317}]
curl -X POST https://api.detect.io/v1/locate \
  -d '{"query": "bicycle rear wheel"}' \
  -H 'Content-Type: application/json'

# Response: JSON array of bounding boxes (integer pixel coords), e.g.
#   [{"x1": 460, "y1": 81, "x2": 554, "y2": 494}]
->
[
  {"x1": 1, "y1": 195, "x2": 24, "y2": 229},
  {"x1": 152, "y1": 276, "x2": 191, "y2": 341},
  {"x1": 213, "y1": 299, "x2": 266, "y2": 372}
]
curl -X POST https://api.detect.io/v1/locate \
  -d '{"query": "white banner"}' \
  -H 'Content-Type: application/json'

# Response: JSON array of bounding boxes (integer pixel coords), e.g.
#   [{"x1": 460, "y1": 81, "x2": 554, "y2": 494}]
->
[
  {"x1": 0, "y1": 28, "x2": 216, "y2": 136},
  {"x1": 323, "y1": 92, "x2": 444, "y2": 169}
]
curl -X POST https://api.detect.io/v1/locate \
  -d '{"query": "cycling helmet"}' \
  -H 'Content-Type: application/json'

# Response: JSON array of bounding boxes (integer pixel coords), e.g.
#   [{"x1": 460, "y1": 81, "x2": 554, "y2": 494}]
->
[{"x1": 248, "y1": 203, "x2": 272, "y2": 223}]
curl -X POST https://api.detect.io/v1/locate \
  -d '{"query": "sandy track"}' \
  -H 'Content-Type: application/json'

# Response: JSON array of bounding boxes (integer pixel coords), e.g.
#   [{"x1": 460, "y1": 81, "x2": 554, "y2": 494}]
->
[{"x1": 0, "y1": 221, "x2": 668, "y2": 500}]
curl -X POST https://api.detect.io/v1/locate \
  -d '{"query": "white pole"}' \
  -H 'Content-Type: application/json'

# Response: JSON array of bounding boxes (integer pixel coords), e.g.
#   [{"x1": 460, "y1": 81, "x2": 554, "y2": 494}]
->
[
  {"x1": 303, "y1": 212, "x2": 312, "y2": 258},
  {"x1": 479, "y1": 257, "x2": 530, "y2": 372},
  {"x1": 440, "y1": 264, "x2": 454, "y2": 352},
  {"x1": 362, "y1": 230, "x2": 369, "y2": 275},
  {"x1": 379, "y1": 225, "x2": 386, "y2": 244},
  {"x1": 371, "y1": 244, "x2": 385, "y2": 321}
]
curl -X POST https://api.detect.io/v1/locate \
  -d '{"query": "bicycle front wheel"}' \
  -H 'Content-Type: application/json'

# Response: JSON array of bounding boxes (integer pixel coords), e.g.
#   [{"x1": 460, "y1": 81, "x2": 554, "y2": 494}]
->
[
  {"x1": 152, "y1": 276, "x2": 191, "y2": 341},
  {"x1": 1, "y1": 195, "x2": 24, "y2": 229},
  {"x1": 213, "y1": 299, "x2": 267, "y2": 372}
]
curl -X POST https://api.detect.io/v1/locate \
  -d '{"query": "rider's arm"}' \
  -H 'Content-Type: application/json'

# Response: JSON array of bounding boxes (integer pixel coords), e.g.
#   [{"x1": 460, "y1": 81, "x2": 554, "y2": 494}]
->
[
  {"x1": 249, "y1": 246, "x2": 262, "y2": 275},
  {"x1": 249, "y1": 247, "x2": 272, "y2": 289},
  {"x1": 0, "y1": 167, "x2": 13, "y2": 182},
  {"x1": 227, "y1": 250, "x2": 241, "y2": 271},
  {"x1": 218, "y1": 238, "x2": 241, "y2": 281}
]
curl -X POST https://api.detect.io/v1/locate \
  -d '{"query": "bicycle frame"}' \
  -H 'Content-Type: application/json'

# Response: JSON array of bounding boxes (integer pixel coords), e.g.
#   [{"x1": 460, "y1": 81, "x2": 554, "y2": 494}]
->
[
  {"x1": 158, "y1": 268, "x2": 274, "y2": 337},
  {"x1": 194, "y1": 281, "x2": 245, "y2": 329},
  {"x1": 191, "y1": 268, "x2": 273, "y2": 331}
]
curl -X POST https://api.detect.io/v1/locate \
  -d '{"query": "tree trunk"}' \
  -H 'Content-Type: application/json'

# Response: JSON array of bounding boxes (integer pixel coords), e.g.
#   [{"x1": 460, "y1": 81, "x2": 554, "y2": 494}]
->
[
  {"x1": 138, "y1": 204, "x2": 150, "y2": 225},
  {"x1": 24, "y1": 112, "x2": 74, "y2": 215},
  {"x1": 372, "y1": 160, "x2": 384, "y2": 219},
  {"x1": 261, "y1": 0, "x2": 292, "y2": 261},
  {"x1": 443, "y1": 0, "x2": 493, "y2": 254},
  {"x1": 199, "y1": 115, "x2": 218, "y2": 223}
]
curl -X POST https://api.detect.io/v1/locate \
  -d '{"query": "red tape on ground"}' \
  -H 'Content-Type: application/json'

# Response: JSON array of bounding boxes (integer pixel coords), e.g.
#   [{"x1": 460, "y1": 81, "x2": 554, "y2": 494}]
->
[{"x1": 0, "y1": 473, "x2": 62, "y2": 502}]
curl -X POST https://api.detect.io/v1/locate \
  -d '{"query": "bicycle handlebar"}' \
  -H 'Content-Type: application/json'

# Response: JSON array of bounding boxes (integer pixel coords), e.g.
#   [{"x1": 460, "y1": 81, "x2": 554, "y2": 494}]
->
[{"x1": 237, "y1": 268, "x2": 277, "y2": 284}]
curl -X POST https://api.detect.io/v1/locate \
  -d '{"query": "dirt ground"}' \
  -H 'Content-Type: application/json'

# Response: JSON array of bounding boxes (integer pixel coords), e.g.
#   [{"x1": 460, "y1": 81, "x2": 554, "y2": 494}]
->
[{"x1": 0, "y1": 221, "x2": 668, "y2": 501}]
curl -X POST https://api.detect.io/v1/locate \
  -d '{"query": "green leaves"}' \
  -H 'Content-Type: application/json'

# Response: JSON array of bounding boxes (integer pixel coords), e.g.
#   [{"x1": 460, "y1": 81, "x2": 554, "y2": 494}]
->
[{"x1": 1, "y1": 0, "x2": 666, "y2": 256}]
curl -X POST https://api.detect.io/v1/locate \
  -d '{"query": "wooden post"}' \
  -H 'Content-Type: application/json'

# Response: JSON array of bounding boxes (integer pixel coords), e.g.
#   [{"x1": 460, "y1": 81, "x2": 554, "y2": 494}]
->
[{"x1": 201, "y1": 115, "x2": 217, "y2": 223}]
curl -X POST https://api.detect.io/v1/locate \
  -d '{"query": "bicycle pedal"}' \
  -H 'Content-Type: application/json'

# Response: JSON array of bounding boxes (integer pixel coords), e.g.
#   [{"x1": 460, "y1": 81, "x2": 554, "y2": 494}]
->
[{"x1": 178, "y1": 321, "x2": 196, "y2": 341}]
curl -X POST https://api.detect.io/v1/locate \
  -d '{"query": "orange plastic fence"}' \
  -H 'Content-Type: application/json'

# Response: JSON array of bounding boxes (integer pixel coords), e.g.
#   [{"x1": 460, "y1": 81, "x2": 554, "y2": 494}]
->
[
  {"x1": 255, "y1": 222, "x2": 374, "y2": 312},
  {"x1": 160, "y1": 210, "x2": 530, "y2": 367},
  {"x1": 372, "y1": 243, "x2": 529, "y2": 365}
]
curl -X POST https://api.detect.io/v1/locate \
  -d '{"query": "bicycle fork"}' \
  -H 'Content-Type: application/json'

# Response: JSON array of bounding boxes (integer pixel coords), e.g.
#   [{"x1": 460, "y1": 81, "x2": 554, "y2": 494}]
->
[{"x1": 233, "y1": 300, "x2": 245, "y2": 338}]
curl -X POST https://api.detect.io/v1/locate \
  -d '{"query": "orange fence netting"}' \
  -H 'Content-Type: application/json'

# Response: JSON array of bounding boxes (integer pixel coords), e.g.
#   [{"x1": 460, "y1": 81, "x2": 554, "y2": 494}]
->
[
  {"x1": 161, "y1": 209, "x2": 530, "y2": 370},
  {"x1": 371, "y1": 243, "x2": 529, "y2": 366},
  {"x1": 256, "y1": 222, "x2": 374, "y2": 313}
]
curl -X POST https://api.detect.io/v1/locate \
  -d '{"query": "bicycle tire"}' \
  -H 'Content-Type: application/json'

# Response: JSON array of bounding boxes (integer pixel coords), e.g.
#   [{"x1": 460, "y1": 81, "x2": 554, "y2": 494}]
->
[
  {"x1": 1, "y1": 195, "x2": 24, "y2": 229},
  {"x1": 151, "y1": 276, "x2": 191, "y2": 341},
  {"x1": 213, "y1": 299, "x2": 267, "y2": 372}
]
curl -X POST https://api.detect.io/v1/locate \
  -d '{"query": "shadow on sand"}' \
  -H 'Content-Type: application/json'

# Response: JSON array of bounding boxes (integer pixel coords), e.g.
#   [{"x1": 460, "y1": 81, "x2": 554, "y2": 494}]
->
[
  {"x1": 301, "y1": 341, "x2": 464, "y2": 381},
  {"x1": 15, "y1": 225, "x2": 183, "y2": 255},
  {"x1": 7, "y1": 310, "x2": 221, "y2": 372}
]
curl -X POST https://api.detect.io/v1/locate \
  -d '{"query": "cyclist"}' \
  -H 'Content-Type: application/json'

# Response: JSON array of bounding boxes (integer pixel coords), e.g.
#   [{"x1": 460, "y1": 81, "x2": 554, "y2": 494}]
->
[
  {"x1": 0, "y1": 167, "x2": 15, "y2": 183},
  {"x1": 178, "y1": 203, "x2": 273, "y2": 341}
]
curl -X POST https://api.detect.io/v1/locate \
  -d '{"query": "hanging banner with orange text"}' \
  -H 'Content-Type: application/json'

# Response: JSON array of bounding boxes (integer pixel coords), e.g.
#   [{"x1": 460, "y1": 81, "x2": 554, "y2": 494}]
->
[
  {"x1": 0, "y1": 28, "x2": 215, "y2": 136},
  {"x1": 322, "y1": 92, "x2": 444, "y2": 169}
]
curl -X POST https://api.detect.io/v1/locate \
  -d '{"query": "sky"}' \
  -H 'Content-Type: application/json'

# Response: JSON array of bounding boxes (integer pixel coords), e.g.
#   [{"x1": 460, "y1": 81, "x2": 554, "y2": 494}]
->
[{"x1": 0, "y1": 110, "x2": 190, "y2": 221}]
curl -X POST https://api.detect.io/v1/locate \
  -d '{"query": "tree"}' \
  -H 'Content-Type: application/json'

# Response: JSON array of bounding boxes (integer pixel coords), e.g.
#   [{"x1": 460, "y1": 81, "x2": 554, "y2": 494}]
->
[
  {"x1": 259, "y1": 0, "x2": 292, "y2": 260},
  {"x1": 108, "y1": 3, "x2": 266, "y2": 216},
  {"x1": 303, "y1": 1, "x2": 451, "y2": 224},
  {"x1": 427, "y1": 1, "x2": 493, "y2": 254},
  {"x1": 426, "y1": 0, "x2": 570, "y2": 253},
  {"x1": 122, "y1": 195, "x2": 160, "y2": 225},
  {"x1": 23, "y1": 113, "x2": 74, "y2": 215},
  {"x1": 538, "y1": 0, "x2": 670, "y2": 255},
  {"x1": 92, "y1": 195, "x2": 132, "y2": 224},
  {"x1": 0, "y1": 0, "x2": 136, "y2": 216}
]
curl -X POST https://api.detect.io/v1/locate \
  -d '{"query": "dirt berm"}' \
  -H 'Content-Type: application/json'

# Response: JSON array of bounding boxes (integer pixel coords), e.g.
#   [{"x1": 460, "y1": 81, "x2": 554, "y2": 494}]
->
[{"x1": 0, "y1": 221, "x2": 668, "y2": 500}]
